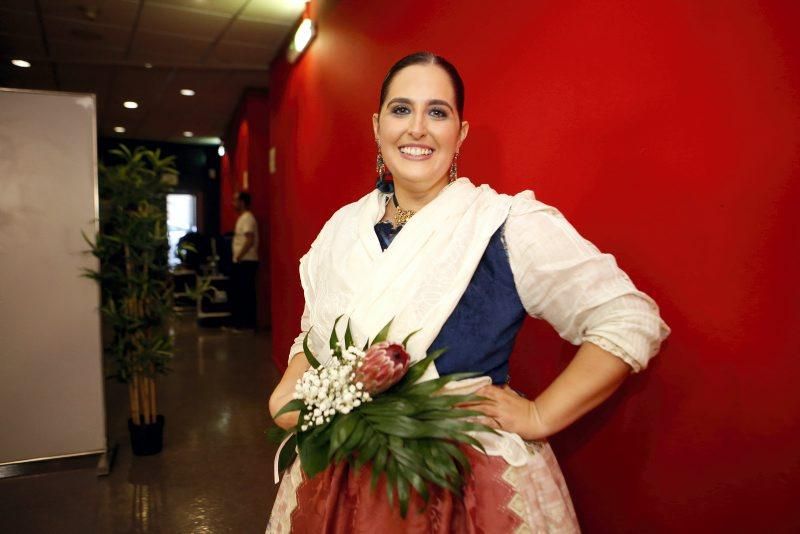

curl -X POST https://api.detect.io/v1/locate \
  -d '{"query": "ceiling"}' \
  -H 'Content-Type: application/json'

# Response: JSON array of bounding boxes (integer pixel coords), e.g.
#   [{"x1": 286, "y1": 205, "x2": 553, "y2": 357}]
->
[{"x1": 0, "y1": 0, "x2": 306, "y2": 143}]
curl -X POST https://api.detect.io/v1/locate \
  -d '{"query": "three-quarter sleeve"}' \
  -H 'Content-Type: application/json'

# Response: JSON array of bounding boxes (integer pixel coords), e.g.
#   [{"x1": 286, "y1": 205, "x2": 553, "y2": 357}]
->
[
  {"x1": 287, "y1": 303, "x2": 312, "y2": 363},
  {"x1": 504, "y1": 192, "x2": 670, "y2": 372}
]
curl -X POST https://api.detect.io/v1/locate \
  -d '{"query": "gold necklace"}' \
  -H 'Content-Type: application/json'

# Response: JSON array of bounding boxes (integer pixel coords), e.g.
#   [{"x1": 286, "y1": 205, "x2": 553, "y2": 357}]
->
[{"x1": 392, "y1": 193, "x2": 415, "y2": 227}]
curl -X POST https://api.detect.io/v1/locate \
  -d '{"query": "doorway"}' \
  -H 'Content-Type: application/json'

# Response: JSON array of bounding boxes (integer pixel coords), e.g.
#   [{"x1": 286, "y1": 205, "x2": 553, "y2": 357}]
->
[{"x1": 166, "y1": 193, "x2": 197, "y2": 267}]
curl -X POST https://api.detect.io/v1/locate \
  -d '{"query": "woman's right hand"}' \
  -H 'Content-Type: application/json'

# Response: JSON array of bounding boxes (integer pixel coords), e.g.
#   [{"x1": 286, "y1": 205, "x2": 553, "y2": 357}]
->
[{"x1": 269, "y1": 353, "x2": 311, "y2": 430}]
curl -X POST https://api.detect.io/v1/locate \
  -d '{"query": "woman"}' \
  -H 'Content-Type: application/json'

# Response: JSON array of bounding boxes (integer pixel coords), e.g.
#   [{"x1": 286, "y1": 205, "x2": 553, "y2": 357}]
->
[{"x1": 267, "y1": 52, "x2": 670, "y2": 533}]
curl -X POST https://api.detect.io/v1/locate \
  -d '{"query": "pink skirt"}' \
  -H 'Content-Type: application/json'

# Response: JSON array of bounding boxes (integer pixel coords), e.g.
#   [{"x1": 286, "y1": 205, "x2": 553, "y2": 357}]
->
[{"x1": 266, "y1": 440, "x2": 580, "y2": 533}]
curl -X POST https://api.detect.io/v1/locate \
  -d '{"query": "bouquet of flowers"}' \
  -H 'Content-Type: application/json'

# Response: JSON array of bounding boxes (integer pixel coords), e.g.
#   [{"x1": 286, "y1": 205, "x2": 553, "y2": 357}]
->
[{"x1": 270, "y1": 317, "x2": 494, "y2": 517}]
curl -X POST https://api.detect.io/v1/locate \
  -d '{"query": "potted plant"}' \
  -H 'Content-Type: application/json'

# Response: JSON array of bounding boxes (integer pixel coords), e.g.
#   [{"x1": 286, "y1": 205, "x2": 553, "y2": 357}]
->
[{"x1": 84, "y1": 145, "x2": 177, "y2": 455}]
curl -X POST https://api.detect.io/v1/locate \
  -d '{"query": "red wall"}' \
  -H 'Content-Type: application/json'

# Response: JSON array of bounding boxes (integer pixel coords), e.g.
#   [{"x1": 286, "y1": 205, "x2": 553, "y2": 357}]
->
[
  {"x1": 265, "y1": 1, "x2": 800, "y2": 531},
  {"x1": 221, "y1": 90, "x2": 271, "y2": 329}
]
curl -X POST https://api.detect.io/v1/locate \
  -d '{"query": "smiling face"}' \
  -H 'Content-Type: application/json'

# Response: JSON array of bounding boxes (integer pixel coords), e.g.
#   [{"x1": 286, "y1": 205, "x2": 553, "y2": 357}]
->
[{"x1": 373, "y1": 64, "x2": 469, "y2": 191}]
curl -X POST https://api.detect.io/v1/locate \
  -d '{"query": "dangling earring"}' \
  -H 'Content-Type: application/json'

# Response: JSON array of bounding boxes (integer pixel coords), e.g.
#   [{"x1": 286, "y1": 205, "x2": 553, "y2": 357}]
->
[
  {"x1": 375, "y1": 142, "x2": 394, "y2": 193},
  {"x1": 449, "y1": 152, "x2": 459, "y2": 182}
]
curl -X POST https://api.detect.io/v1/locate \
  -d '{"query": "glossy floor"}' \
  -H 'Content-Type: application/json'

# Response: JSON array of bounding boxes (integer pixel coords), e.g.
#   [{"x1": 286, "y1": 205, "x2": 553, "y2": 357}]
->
[{"x1": 0, "y1": 315, "x2": 282, "y2": 533}]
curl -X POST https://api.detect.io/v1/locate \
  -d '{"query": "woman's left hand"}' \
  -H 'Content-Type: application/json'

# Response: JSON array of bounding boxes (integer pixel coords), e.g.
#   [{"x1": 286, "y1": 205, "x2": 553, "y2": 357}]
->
[{"x1": 469, "y1": 385, "x2": 541, "y2": 441}]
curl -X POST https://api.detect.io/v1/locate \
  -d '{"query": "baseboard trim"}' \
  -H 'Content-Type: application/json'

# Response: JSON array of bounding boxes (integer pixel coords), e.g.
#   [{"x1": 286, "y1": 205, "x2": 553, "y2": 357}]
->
[{"x1": 0, "y1": 449, "x2": 108, "y2": 479}]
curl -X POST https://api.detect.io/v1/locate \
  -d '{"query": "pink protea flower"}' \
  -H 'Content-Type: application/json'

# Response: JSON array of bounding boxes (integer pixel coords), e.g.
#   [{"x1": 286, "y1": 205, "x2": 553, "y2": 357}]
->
[{"x1": 354, "y1": 342, "x2": 410, "y2": 395}]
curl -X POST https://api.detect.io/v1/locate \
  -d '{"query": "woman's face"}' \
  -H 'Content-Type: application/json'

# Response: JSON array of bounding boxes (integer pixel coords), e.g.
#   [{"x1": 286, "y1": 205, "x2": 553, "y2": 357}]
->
[{"x1": 373, "y1": 64, "x2": 468, "y2": 190}]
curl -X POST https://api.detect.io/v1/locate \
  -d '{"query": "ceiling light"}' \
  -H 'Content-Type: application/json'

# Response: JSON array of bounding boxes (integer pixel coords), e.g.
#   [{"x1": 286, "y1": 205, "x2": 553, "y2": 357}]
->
[
  {"x1": 218, "y1": 145, "x2": 225, "y2": 157},
  {"x1": 123, "y1": 101, "x2": 138, "y2": 109},
  {"x1": 144, "y1": 63, "x2": 153, "y2": 69},
  {"x1": 294, "y1": 18, "x2": 314, "y2": 52},
  {"x1": 183, "y1": 131, "x2": 194, "y2": 137},
  {"x1": 180, "y1": 89, "x2": 195, "y2": 96},
  {"x1": 11, "y1": 59, "x2": 31, "y2": 68},
  {"x1": 287, "y1": 3, "x2": 315, "y2": 63},
  {"x1": 114, "y1": 126, "x2": 126, "y2": 133}
]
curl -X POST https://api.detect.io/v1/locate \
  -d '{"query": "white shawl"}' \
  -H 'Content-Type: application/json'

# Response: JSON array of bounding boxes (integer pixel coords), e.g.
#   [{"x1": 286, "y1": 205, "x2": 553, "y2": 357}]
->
[
  {"x1": 299, "y1": 178, "x2": 512, "y2": 379},
  {"x1": 295, "y1": 178, "x2": 534, "y2": 467}
]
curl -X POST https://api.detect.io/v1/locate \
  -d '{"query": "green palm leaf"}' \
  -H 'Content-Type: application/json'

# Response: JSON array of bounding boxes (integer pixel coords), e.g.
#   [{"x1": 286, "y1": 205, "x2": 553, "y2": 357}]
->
[
  {"x1": 329, "y1": 315, "x2": 343, "y2": 353},
  {"x1": 278, "y1": 434, "x2": 298, "y2": 472},
  {"x1": 302, "y1": 330, "x2": 320, "y2": 368},
  {"x1": 372, "y1": 318, "x2": 393, "y2": 344}
]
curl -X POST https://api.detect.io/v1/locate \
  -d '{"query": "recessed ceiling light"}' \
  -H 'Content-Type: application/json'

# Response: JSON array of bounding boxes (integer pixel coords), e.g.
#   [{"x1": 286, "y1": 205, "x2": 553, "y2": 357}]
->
[
  {"x1": 180, "y1": 89, "x2": 195, "y2": 96},
  {"x1": 183, "y1": 131, "x2": 194, "y2": 137},
  {"x1": 123, "y1": 101, "x2": 138, "y2": 109},
  {"x1": 114, "y1": 126, "x2": 126, "y2": 133},
  {"x1": 11, "y1": 59, "x2": 31, "y2": 68}
]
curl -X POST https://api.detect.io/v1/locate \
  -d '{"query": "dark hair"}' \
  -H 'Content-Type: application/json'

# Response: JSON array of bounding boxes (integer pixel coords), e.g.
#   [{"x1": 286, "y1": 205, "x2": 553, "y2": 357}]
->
[
  {"x1": 378, "y1": 51, "x2": 465, "y2": 118},
  {"x1": 237, "y1": 191, "x2": 251, "y2": 207}
]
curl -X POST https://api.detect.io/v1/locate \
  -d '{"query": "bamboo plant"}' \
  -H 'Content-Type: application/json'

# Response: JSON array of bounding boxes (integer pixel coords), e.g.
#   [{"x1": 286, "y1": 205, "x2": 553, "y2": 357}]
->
[{"x1": 84, "y1": 145, "x2": 177, "y2": 426}]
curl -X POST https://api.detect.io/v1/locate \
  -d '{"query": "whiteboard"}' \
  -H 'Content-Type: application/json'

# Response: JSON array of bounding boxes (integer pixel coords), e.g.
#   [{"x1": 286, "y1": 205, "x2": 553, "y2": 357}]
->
[{"x1": 0, "y1": 88, "x2": 106, "y2": 464}]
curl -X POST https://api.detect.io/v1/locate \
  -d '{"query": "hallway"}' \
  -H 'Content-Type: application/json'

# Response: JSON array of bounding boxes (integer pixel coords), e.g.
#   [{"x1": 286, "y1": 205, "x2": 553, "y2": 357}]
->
[{"x1": 0, "y1": 316, "x2": 282, "y2": 533}]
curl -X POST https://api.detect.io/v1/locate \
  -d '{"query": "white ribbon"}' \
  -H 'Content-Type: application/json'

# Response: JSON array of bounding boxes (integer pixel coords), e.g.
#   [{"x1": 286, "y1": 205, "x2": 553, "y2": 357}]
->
[
  {"x1": 437, "y1": 376, "x2": 531, "y2": 467},
  {"x1": 273, "y1": 432, "x2": 296, "y2": 484}
]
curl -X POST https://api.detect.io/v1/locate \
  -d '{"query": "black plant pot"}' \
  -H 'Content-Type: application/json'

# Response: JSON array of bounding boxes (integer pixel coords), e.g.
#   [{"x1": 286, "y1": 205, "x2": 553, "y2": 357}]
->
[{"x1": 128, "y1": 415, "x2": 165, "y2": 456}]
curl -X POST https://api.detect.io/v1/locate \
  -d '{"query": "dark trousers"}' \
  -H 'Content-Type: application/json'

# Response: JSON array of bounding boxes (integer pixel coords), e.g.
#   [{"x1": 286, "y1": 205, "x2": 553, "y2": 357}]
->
[{"x1": 230, "y1": 260, "x2": 258, "y2": 329}]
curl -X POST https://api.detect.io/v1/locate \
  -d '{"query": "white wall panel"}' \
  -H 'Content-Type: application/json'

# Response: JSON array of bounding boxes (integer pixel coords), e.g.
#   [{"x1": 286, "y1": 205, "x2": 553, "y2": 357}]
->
[{"x1": 0, "y1": 88, "x2": 106, "y2": 464}]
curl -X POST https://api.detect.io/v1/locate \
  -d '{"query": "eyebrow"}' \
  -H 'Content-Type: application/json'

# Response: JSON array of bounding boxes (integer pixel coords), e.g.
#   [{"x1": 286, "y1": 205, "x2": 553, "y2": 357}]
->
[{"x1": 386, "y1": 97, "x2": 454, "y2": 113}]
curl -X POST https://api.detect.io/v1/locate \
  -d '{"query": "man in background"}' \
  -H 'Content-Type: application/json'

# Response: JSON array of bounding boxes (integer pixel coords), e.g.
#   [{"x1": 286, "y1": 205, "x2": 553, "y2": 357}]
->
[{"x1": 229, "y1": 191, "x2": 258, "y2": 331}]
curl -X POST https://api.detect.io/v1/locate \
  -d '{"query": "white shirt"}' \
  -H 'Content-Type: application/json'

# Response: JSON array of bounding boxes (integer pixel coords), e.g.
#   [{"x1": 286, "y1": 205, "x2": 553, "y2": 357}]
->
[
  {"x1": 233, "y1": 211, "x2": 258, "y2": 262},
  {"x1": 503, "y1": 194, "x2": 670, "y2": 371}
]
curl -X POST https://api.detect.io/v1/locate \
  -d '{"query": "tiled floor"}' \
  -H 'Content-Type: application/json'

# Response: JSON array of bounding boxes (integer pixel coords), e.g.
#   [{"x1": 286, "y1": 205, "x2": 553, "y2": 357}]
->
[{"x1": 0, "y1": 315, "x2": 283, "y2": 533}]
